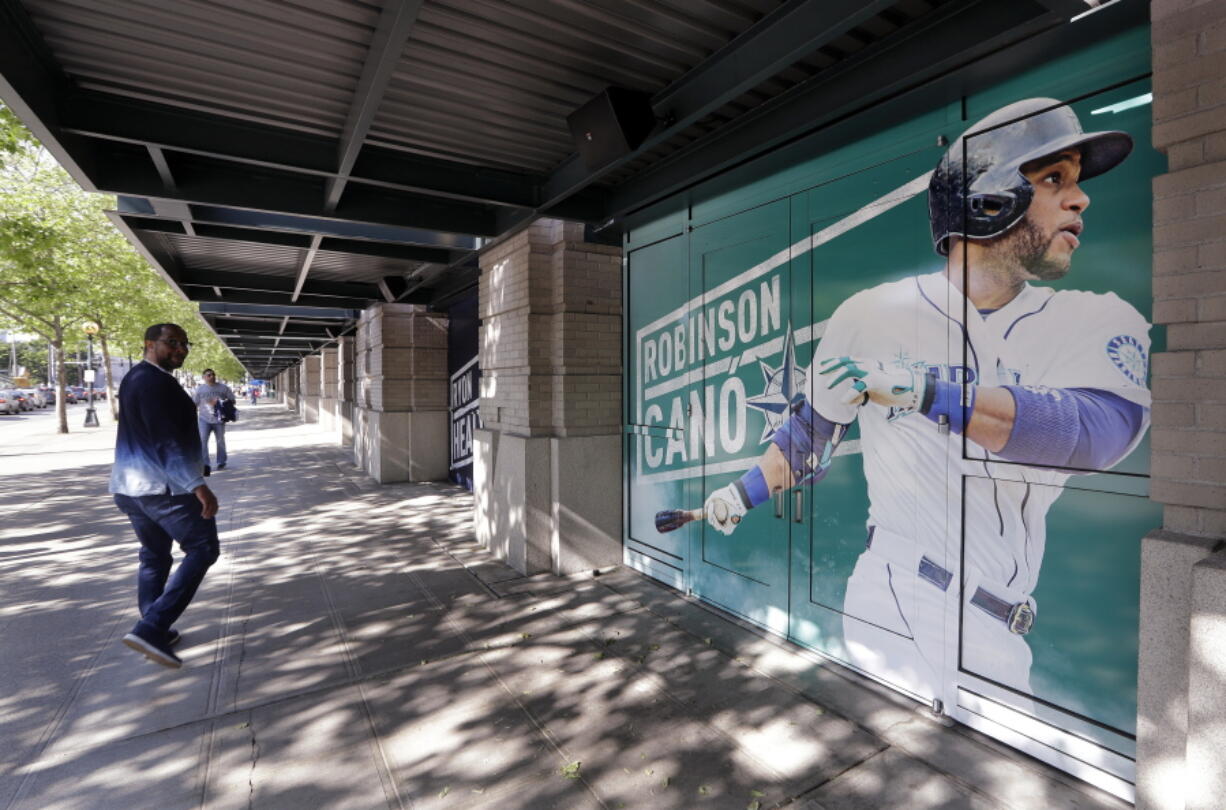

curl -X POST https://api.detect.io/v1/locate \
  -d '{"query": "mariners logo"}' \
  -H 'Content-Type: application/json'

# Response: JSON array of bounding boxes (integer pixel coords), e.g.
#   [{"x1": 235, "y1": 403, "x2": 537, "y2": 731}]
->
[
  {"x1": 1106, "y1": 335, "x2": 1147, "y2": 386},
  {"x1": 746, "y1": 327, "x2": 806, "y2": 443}
]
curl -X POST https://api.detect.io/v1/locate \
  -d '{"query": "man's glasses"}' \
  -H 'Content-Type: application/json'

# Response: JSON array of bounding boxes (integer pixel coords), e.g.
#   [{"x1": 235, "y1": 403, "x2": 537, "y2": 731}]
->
[{"x1": 158, "y1": 338, "x2": 192, "y2": 349}]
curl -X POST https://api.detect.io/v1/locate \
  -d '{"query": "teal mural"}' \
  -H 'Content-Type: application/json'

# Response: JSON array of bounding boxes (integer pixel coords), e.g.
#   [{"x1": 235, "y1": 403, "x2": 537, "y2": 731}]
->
[{"x1": 625, "y1": 31, "x2": 1159, "y2": 788}]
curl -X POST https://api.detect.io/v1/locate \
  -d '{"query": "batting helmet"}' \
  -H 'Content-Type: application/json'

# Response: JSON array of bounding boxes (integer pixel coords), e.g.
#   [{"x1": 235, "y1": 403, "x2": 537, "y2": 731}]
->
[{"x1": 928, "y1": 97, "x2": 1133, "y2": 256}]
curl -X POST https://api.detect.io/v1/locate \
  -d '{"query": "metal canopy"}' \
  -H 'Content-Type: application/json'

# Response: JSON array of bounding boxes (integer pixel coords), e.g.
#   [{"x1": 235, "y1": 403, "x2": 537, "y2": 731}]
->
[{"x1": 0, "y1": 0, "x2": 1130, "y2": 377}]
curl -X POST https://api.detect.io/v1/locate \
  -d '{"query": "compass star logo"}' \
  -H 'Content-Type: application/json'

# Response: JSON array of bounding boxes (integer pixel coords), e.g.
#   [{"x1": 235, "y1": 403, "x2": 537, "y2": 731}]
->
[{"x1": 746, "y1": 326, "x2": 806, "y2": 444}]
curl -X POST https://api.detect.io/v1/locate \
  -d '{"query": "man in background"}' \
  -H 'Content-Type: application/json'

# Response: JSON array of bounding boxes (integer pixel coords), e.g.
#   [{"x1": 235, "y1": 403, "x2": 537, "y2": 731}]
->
[
  {"x1": 193, "y1": 368, "x2": 234, "y2": 472},
  {"x1": 111, "y1": 323, "x2": 220, "y2": 669}
]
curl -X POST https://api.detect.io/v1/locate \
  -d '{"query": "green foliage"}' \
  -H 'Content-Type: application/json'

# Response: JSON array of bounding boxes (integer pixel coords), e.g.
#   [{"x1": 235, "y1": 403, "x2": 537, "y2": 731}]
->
[
  {"x1": 0, "y1": 105, "x2": 31, "y2": 158},
  {"x1": 0, "y1": 102, "x2": 245, "y2": 382}
]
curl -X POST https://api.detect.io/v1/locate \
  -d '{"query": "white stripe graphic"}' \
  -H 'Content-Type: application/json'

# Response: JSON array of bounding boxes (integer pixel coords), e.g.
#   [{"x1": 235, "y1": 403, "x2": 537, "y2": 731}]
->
[
  {"x1": 634, "y1": 170, "x2": 932, "y2": 343},
  {"x1": 636, "y1": 440, "x2": 862, "y2": 484},
  {"x1": 634, "y1": 170, "x2": 933, "y2": 422}
]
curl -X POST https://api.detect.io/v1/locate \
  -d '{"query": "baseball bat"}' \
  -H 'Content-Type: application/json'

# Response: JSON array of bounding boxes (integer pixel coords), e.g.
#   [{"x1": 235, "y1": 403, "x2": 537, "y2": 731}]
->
[{"x1": 654, "y1": 505, "x2": 742, "y2": 533}]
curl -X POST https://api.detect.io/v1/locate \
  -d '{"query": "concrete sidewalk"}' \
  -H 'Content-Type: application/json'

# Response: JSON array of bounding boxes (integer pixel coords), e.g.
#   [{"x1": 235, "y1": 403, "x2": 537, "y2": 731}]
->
[{"x1": 0, "y1": 405, "x2": 1131, "y2": 809}]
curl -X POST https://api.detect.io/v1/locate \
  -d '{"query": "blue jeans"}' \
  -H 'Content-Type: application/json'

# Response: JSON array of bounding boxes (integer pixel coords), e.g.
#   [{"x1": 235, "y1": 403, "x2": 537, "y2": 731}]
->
[
  {"x1": 198, "y1": 420, "x2": 227, "y2": 466},
  {"x1": 114, "y1": 493, "x2": 219, "y2": 644}
]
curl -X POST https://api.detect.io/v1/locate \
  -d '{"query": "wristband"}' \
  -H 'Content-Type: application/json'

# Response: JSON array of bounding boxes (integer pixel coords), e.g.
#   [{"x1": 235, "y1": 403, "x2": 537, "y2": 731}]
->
[
  {"x1": 921, "y1": 377, "x2": 975, "y2": 435},
  {"x1": 733, "y1": 465, "x2": 771, "y2": 509}
]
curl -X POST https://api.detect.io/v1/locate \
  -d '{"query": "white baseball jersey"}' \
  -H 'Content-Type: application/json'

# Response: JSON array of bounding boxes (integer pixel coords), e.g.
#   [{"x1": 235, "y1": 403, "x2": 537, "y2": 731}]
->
[{"x1": 807, "y1": 271, "x2": 1151, "y2": 596}]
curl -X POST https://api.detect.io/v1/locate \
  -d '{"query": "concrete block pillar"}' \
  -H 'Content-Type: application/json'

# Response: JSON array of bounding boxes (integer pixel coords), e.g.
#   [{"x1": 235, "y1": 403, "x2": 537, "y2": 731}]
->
[
  {"x1": 301, "y1": 354, "x2": 321, "y2": 424},
  {"x1": 1186, "y1": 550, "x2": 1226, "y2": 810},
  {"x1": 1137, "y1": 532, "x2": 1223, "y2": 810},
  {"x1": 352, "y1": 303, "x2": 449, "y2": 482},
  {"x1": 1137, "y1": 4, "x2": 1226, "y2": 808},
  {"x1": 474, "y1": 218, "x2": 622, "y2": 575}
]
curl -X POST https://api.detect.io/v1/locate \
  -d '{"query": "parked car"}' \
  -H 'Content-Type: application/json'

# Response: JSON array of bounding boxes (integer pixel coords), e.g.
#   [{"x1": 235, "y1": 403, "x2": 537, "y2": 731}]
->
[
  {"x1": 20, "y1": 389, "x2": 46, "y2": 408},
  {"x1": 0, "y1": 388, "x2": 20, "y2": 415},
  {"x1": 39, "y1": 386, "x2": 56, "y2": 405},
  {"x1": 13, "y1": 391, "x2": 32, "y2": 411}
]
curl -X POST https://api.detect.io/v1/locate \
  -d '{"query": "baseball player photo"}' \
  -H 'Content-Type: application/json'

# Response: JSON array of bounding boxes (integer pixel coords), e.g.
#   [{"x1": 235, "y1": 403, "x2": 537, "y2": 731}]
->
[{"x1": 668, "y1": 97, "x2": 1153, "y2": 710}]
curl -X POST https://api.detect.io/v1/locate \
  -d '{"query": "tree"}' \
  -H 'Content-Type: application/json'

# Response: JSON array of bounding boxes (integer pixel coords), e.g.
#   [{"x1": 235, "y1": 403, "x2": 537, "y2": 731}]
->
[
  {"x1": 1, "y1": 102, "x2": 247, "y2": 428},
  {"x1": 0, "y1": 196, "x2": 87, "y2": 432}
]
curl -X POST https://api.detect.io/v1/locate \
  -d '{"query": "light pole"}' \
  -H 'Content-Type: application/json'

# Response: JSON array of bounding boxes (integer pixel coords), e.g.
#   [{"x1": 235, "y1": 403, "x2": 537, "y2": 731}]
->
[{"x1": 82, "y1": 322, "x2": 100, "y2": 428}]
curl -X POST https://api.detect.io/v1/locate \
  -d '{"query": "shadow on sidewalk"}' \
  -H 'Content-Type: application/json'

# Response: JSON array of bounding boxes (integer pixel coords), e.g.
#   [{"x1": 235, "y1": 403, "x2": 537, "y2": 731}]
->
[{"x1": 0, "y1": 405, "x2": 1129, "y2": 810}]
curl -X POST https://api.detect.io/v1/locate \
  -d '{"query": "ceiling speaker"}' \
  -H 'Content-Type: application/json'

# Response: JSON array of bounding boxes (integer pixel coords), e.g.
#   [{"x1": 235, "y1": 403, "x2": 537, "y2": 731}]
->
[{"x1": 567, "y1": 87, "x2": 656, "y2": 171}]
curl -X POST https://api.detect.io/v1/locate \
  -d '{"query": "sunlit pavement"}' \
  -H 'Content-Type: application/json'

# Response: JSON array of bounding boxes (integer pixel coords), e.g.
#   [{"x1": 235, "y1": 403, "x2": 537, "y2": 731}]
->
[{"x1": 0, "y1": 402, "x2": 1129, "y2": 810}]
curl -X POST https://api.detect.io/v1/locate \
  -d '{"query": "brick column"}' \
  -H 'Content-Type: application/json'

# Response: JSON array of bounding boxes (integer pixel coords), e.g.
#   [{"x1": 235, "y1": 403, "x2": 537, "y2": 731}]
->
[
  {"x1": 318, "y1": 346, "x2": 340, "y2": 441},
  {"x1": 1138, "y1": 4, "x2": 1226, "y2": 809},
  {"x1": 352, "y1": 303, "x2": 449, "y2": 482},
  {"x1": 336, "y1": 335, "x2": 355, "y2": 446},
  {"x1": 474, "y1": 218, "x2": 622, "y2": 575},
  {"x1": 286, "y1": 365, "x2": 300, "y2": 413},
  {"x1": 301, "y1": 354, "x2": 321, "y2": 424}
]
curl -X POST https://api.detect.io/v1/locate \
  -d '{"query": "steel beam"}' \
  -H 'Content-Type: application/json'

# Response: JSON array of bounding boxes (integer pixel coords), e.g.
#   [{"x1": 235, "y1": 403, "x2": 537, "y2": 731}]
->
[
  {"x1": 1032, "y1": 0, "x2": 1096, "y2": 18},
  {"x1": 178, "y1": 270, "x2": 381, "y2": 300},
  {"x1": 542, "y1": 0, "x2": 899, "y2": 206},
  {"x1": 187, "y1": 288, "x2": 371, "y2": 309},
  {"x1": 118, "y1": 211, "x2": 458, "y2": 263},
  {"x1": 60, "y1": 92, "x2": 539, "y2": 208},
  {"x1": 214, "y1": 327, "x2": 335, "y2": 339},
  {"x1": 88, "y1": 143, "x2": 500, "y2": 238},
  {"x1": 197, "y1": 302, "x2": 361, "y2": 320},
  {"x1": 325, "y1": 0, "x2": 426, "y2": 210},
  {"x1": 600, "y1": 0, "x2": 1060, "y2": 219},
  {"x1": 185, "y1": 205, "x2": 483, "y2": 250},
  {"x1": 291, "y1": 235, "x2": 323, "y2": 302},
  {"x1": 205, "y1": 315, "x2": 342, "y2": 333},
  {"x1": 0, "y1": 3, "x2": 96, "y2": 190}
]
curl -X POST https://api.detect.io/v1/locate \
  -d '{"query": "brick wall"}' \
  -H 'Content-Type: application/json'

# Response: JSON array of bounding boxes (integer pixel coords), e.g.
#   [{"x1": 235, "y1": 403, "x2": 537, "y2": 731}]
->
[
  {"x1": 478, "y1": 219, "x2": 622, "y2": 437},
  {"x1": 1151, "y1": 0, "x2": 1226, "y2": 538},
  {"x1": 353, "y1": 303, "x2": 448, "y2": 412},
  {"x1": 337, "y1": 335, "x2": 355, "y2": 403},
  {"x1": 320, "y1": 346, "x2": 338, "y2": 397},
  {"x1": 1138, "y1": 5, "x2": 1226, "y2": 809},
  {"x1": 302, "y1": 354, "x2": 321, "y2": 391}
]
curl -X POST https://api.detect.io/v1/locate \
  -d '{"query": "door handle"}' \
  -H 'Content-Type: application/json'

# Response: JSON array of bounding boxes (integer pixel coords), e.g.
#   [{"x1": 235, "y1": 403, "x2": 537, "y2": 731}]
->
[
  {"x1": 793, "y1": 488, "x2": 804, "y2": 523},
  {"x1": 773, "y1": 490, "x2": 784, "y2": 519}
]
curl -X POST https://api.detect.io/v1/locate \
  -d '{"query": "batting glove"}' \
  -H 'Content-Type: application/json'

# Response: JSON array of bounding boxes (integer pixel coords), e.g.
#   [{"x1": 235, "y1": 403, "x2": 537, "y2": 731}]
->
[
  {"x1": 704, "y1": 483, "x2": 748, "y2": 536},
  {"x1": 819, "y1": 356, "x2": 928, "y2": 419}
]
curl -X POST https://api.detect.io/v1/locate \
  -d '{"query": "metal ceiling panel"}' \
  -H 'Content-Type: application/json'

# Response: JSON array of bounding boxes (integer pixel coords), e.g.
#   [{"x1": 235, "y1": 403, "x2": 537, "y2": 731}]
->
[
  {"x1": 27, "y1": 0, "x2": 378, "y2": 136},
  {"x1": 160, "y1": 233, "x2": 303, "y2": 278},
  {"x1": 370, "y1": 0, "x2": 790, "y2": 172},
  {"x1": 307, "y1": 248, "x2": 423, "y2": 284}
]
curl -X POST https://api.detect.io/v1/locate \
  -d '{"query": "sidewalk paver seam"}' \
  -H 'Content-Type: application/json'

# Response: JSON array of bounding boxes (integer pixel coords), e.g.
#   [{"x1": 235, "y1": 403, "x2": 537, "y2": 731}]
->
[
  {"x1": 309, "y1": 539, "x2": 408, "y2": 810},
  {"x1": 405, "y1": 565, "x2": 613, "y2": 809},
  {"x1": 3, "y1": 607, "x2": 129, "y2": 810},
  {"x1": 196, "y1": 525, "x2": 255, "y2": 809}
]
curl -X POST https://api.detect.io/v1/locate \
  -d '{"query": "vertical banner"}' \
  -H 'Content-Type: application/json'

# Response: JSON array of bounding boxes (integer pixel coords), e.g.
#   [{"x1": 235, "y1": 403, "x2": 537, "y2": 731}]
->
[{"x1": 447, "y1": 293, "x2": 481, "y2": 490}]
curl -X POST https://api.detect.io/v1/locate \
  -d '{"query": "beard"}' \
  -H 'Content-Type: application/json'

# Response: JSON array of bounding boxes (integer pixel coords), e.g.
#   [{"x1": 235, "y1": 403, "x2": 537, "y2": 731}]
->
[{"x1": 993, "y1": 217, "x2": 1070, "y2": 281}]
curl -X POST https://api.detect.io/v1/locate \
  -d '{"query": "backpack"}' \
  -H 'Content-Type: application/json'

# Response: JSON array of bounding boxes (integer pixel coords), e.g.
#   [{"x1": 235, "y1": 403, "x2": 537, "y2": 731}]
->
[{"x1": 214, "y1": 398, "x2": 238, "y2": 423}]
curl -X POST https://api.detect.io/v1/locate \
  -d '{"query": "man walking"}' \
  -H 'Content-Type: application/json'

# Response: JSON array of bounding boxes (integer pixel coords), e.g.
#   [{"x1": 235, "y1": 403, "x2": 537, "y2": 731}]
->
[
  {"x1": 111, "y1": 323, "x2": 219, "y2": 669},
  {"x1": 193, "y1": 368, "x2": 233, "y2": 472}
]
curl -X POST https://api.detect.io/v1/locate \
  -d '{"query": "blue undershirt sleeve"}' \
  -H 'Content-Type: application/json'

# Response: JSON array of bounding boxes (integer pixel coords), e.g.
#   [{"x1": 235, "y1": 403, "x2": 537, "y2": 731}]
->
[
  {"x1": 999, "y1": 386, "x2": 1145, "y2": 470},
  {"x1": 729, "y1": 397, "x2": 846, "y2": 511}
]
